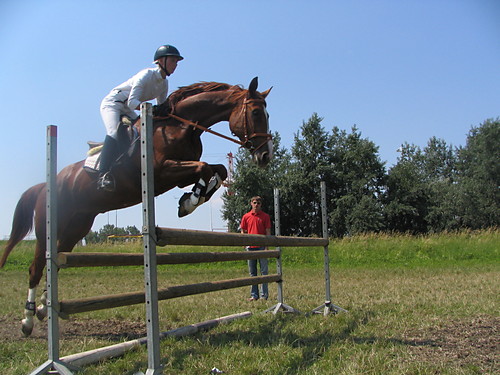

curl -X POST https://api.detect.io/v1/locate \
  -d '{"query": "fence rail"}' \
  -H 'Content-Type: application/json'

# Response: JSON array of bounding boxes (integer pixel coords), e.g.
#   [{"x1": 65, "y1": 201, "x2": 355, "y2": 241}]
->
[
  {"x1": 57, "y1": 250, "x2": 281, "y2": 268},
  {"x1": 156, "y1": 227, "x2": 329, "y2": 247},
  {"x1": 59, "y1": 275, "x2": 281, "y2": 315}
]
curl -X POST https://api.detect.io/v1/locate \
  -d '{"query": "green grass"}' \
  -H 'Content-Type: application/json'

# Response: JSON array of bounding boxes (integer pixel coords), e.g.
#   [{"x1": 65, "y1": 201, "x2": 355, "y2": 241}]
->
[{"x1": 0, "y1": 230, "x2": 498, "y2": 374}]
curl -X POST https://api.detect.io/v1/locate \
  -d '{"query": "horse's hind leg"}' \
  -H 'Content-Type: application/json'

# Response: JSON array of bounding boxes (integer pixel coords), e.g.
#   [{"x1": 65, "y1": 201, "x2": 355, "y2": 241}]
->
[
  {"x1": 36, "y1": 213, "x2": 96, "y2": 319},
  {"x1": 22, "y1": 240, "x2": 46, "y2": 336},
  {"x1": 23, "y1": 213, "x2": 96, "y2": 336},
  {"x1": 36, "y1": 289, "x2": 48, "y2": 321}
]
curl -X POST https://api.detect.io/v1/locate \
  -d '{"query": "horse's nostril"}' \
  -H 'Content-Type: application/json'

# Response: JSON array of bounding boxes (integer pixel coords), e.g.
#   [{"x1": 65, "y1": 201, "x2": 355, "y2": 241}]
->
[{"x1": 260, "y1": 152, "x2": 270, "y2": 166}]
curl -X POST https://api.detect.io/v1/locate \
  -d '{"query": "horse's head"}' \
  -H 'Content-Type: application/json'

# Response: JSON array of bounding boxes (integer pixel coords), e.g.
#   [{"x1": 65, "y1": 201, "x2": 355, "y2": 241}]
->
[{"x1": 229, "y1": 77, "x2": 273, "y2": 167}]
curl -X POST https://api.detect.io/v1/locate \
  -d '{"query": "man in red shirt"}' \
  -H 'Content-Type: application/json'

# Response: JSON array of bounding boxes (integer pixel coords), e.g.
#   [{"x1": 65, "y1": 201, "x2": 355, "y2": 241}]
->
[{"x1": 240, "y1": 196, "x2": 272, "y2": 301}]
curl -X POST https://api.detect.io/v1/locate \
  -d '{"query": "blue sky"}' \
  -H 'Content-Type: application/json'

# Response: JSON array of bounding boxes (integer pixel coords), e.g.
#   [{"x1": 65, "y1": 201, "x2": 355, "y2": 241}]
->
[{"x1": 1, "y1": 0, "x2": 499, "y2": 238}]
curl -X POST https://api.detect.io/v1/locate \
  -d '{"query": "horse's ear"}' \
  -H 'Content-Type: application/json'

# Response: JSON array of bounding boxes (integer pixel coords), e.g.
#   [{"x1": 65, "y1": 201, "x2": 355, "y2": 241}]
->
[
  {"x1": 248, "y1": 77, "x2": 258, "y2": 97},
  {"x1": 260, "y1": 87, "x2": 273, "y2": 99}
]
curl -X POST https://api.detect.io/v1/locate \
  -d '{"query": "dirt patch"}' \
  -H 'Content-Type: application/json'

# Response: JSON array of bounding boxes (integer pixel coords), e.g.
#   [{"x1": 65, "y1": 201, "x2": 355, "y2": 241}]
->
[
  {"x1": 402, "y1": 315, "x2": 499, "y2": 373},
  {"x1": 0, "y1": 316, "x2": 147, "y2": 342}
]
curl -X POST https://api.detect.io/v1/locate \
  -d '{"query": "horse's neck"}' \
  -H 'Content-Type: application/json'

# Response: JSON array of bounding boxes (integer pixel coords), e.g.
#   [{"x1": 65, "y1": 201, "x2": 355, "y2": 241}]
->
[{"x1": 175, "y1": 91, "x2": 236, "y2": 127}]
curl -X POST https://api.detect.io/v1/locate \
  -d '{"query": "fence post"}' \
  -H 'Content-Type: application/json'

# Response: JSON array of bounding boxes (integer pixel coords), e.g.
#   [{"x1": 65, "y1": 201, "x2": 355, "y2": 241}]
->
[
  {"x1": 312, "y1": 181, "x2": 347, "y2": 315},
  {"x1": 141, "y1": 103, "x2": 162, "y2": 375},
  {"x1": 265, "y1": 188, "x2": 300, "y2": 314},
  {"x1": 274, "y1": 188, "x2": 283, "y2": 303},
  {"x1": 29, "y1": 126, "x2": 77, "y2": 375}
]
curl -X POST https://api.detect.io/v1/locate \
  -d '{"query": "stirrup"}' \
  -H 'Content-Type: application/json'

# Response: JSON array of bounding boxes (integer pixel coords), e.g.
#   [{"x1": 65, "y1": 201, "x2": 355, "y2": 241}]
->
[{"x1": 97, "y1": 172, "x2": 115, "y2": 192}]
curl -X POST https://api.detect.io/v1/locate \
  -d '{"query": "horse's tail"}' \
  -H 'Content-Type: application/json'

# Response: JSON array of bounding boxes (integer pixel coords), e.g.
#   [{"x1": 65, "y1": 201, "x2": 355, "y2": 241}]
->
[{"x1": 0, "y1": 183, "x2": 45, "y2": 268}]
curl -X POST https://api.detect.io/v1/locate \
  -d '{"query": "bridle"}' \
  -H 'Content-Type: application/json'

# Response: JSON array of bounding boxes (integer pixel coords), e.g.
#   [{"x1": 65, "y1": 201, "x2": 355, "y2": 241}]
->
[
  {"x1": 155, "y1": 97, "x2": 272, "y2": 153},
  {"x1": 239, "y1": 98, "x2": 273, "y2": 152}
]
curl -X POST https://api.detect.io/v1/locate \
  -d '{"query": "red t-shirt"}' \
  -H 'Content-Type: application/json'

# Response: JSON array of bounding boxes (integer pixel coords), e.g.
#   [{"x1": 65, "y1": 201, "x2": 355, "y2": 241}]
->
[{"x1": 240, "y1": 210, "x2": 271, "y2": 238}]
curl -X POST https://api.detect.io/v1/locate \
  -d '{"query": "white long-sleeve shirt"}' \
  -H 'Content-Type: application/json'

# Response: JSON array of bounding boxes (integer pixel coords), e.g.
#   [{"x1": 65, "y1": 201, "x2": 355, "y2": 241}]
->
[{"x1": 105, "y1": 66, "x2": 168, "y2": 111}]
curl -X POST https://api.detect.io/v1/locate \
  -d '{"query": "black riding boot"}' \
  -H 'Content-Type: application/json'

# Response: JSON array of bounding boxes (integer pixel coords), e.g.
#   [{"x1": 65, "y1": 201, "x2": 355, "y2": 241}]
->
[{"x1": 97, "y1": 135, "x2": 118, "y2": 192}]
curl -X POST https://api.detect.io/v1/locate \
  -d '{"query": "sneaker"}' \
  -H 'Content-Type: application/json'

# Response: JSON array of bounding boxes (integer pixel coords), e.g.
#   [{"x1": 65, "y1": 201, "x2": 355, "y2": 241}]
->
[
  {"x1": 97, "y1": 173, "x2": 115, "y2": 192},
  {"x1": 247, "y1": 297, "x2": 258, "y2": 301}
]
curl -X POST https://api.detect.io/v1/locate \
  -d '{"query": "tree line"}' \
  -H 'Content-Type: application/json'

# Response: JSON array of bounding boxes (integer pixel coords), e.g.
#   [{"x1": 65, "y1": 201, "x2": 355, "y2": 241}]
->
[
  {"x1": 85, "y1": 224, "x2": 141, "y2": 243},
  {"x1": 222, "y1": 115, "x2": 499, "y2": 237}
]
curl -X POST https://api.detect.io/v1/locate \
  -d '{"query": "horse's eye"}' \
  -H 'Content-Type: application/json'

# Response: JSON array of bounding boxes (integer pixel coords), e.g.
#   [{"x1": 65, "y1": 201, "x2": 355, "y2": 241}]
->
[{"x1": 252, "y1": 109, "x2": 261, "y2": 116}]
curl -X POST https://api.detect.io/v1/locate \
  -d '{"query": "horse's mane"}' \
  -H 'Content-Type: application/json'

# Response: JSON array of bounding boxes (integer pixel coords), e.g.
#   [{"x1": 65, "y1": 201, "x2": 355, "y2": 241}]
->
[{"x1": 155, "y1": 81, "x2": 245, "y2": 116}]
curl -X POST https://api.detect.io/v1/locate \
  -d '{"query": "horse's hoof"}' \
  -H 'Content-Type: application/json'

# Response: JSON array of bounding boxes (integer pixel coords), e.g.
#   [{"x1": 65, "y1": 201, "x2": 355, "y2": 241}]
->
[
  {"x1": 36, "y1": 306, "x2": 47, "y2": 321},
  {"x1": 21, "y1": 319, "x2": 34, "y2": 337},
  {"x1": 178, "y1": 192, "x2": 191, "y2": 217},
  {"x1": 178, "y1": 206, "x2": 189, "y2": 217}
]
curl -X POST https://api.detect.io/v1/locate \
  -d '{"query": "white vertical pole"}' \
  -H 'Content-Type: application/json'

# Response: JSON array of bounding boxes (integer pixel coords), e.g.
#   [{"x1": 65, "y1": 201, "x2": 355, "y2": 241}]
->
[
  {"x1": 312, "y1": 181, "x2": 347, "y2": 315},
  {"x1": 30, "y1": 126, "x2": 75, "y2": 375},
  {"x1": 141, "y1": 103, "x2": 162, "y2": 375},
  {"x1": 264, "y1": 189, "x2": 300, "y2": 315},
  {"x1": 46, "y1": 125, "x2": 60, "y2": 362},
  {"x1": 273, "y1": 188, "x2": 283, "y2": 303},
  {"x1": 320, "y1": 181, "x2": 331, "y2": 305}
]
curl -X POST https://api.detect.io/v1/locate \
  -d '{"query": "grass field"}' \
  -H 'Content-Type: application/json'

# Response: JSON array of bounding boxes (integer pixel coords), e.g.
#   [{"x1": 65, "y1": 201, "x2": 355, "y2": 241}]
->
[{"x1": 0, "y1": 230, "x2": 498, "y2": 374}]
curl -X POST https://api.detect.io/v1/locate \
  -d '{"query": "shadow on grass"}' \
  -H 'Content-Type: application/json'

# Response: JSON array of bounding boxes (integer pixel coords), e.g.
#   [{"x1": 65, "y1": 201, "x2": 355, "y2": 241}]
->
[{"x1": 158, "y1": 310, "x2": 375, "y2": 375}]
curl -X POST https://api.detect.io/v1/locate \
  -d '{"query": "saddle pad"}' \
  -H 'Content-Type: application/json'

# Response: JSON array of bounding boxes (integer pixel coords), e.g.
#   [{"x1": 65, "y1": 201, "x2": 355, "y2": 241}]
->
[{"x1": 83, "y1": 148, "x2": 101, "y2": 172}]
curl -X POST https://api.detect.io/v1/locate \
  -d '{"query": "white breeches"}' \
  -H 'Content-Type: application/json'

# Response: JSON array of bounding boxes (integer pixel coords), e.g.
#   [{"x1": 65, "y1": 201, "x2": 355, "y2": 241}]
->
[{"x1": 100, "y1": 98, "x2": 137, "y2": 139}]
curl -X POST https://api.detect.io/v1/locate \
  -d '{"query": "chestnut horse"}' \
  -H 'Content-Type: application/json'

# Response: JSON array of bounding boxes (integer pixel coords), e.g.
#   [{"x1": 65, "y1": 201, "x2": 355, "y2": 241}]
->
[{"x1": 1, "y1": 77, "x2": 272, "y2": 336}]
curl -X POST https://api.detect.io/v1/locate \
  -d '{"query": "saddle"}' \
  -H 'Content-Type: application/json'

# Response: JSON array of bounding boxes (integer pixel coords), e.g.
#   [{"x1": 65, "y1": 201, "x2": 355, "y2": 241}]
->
[{"x1": 84, "y1": 116, "x2": 140, "y2": 172}]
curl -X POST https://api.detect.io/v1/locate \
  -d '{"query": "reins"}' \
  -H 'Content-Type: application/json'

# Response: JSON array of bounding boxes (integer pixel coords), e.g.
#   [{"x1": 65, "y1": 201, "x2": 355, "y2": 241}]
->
[
  {"x1": 161, "y1": 113, "x2": 246, "y2": 147},
  {"x1": 153, "y1": 98, "x2": 272, "y2": 152}
]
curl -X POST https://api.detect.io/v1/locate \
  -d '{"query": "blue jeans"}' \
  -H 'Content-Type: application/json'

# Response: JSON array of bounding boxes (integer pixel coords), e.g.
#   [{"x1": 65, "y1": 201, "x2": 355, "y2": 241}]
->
[{"x1": 247, "y1": 247, "x2": 268, "y2": 299}]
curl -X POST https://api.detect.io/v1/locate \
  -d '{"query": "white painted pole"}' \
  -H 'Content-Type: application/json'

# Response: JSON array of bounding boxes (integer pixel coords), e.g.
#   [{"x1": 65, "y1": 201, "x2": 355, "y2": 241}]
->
[
  {"x1": 30, "y1": 126, "x2": 76, "y2": 375},
  {"x1": 60, "y1": 312, "x2": 252, "y2": 368},
  {"x1": 140, "y1": 103, "x2": 161, "y2": 375},
  {"x1": 312, "y1": 181, "x2": 347, "y2": 315},
  {"x1": 46, "y1": 125, "x2": 60, "y2": 363},
  {"x1": 274, "y1": 188, "x2": 283, "y2": 303},
  {"x1": 264, "y1": 189, "x2": 301, "y2": 315}
]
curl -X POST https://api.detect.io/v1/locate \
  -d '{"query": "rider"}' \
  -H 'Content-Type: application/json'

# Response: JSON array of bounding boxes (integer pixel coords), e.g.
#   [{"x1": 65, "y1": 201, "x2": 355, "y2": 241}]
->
[{"x1": 97, "y1": 44, "x2": 183, "y2": 191}]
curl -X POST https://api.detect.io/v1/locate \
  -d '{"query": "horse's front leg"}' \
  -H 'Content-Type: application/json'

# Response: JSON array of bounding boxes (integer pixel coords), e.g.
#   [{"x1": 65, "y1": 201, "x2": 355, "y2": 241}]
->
[
  {"x1": 158, "y1": 160, "x2": 227, "y2": 217},
  {"x1": 178, "y1": 163, "x2": 227, "y2": 217},
  {"x1": 204, "y1": 164, "x2": 227, "y2": 202}
]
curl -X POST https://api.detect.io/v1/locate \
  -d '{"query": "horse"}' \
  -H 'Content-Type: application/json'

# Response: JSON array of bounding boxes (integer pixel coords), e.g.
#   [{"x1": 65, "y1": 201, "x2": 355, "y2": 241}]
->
[{"x1": 1, "y1": 77, "x2": 272, "y2": 336}]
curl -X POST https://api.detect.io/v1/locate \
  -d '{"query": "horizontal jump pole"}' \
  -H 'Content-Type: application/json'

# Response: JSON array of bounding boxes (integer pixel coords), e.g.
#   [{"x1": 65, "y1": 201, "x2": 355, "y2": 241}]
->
[
  {"x1": 60, "y1": 311, "x2": 252, "y2": 368},
  {"x1": 59, "y1": 274, "x2": 281, "y2": 316},
  {"x1": 57, "y1": 250, "x2": 280, "y2": 268},
  {"x1": 156, "y1": 227, "x2": 329, "y2": 247}
]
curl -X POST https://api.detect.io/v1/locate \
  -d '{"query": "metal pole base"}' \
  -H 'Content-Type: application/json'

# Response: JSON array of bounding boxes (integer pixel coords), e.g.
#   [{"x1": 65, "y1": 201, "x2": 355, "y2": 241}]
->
[
  {"x1": 264, "y1": 302, "x2": 301, "y2": 315},
  {"x1": 134, "y1": 366, "x2": 164, "y2": 375},
  {"x1": 145, "y1": 367, "x2": 164, "y2": 375},
  {"x1": 29, "y1": 359, "x2": 80, "y2": 375},
  {"x1": 311, "y1": 300, "x2": 348, "y2": 316}
]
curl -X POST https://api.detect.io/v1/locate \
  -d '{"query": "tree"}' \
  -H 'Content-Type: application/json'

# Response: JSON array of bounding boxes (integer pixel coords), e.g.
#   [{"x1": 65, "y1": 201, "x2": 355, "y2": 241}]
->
[
  {"x1": 327, "y1": 125, "x2": 386, "y2": 236},
  {"x1": 384, "y1": 143, "x2": 430, "y2": 233},
  {"x1": 421, "y1": 137, "x2": 458, "y2": 231},
  {"x1": 454, "y1": 118, "x2": 500, "y2": 228},
  {"x1": 384, "y1": 136, "x2": 462, "y2": 233},
  {"x1": 282, "y1": 113, "x2": 333, "y2": 236},
  {"x1": 85, "y1": 224, "x2": 141, "y2": 243}
]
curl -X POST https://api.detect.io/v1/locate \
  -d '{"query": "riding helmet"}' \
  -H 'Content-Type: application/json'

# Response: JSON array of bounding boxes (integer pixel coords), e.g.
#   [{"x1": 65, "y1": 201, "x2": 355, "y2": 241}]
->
[{"x1": 154, "y1": 45, "x2": 184, "y2": 61}]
